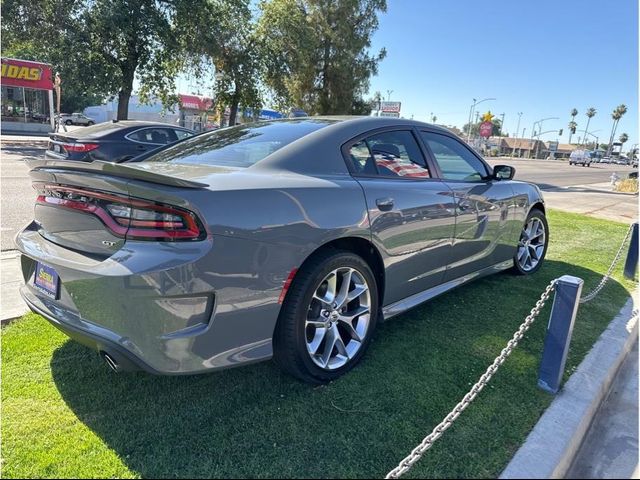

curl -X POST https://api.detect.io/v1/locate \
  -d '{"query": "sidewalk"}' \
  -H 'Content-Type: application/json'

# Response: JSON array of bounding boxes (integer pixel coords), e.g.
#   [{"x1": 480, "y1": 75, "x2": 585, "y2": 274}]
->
[
  {"x1": 541, "y1": 182, "x2": 638, "y2": 223},
  {"x1": 566, "y1": 340, "x2": 639, "y2": 479},
  {"x1": 1, "y1": 251, "x2": 28, "y2": 323}
]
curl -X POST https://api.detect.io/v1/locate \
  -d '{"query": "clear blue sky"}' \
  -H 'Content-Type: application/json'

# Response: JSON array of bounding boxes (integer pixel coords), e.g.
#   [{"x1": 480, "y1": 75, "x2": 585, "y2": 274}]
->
[{"x1": 368, "y1": 0, "x2": 638, "y2": 148}]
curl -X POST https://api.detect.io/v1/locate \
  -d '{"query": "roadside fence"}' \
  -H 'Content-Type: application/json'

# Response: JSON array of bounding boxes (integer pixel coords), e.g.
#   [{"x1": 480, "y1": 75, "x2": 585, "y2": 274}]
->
[{"x1": 385, "y1": 222, "x2": 638, "y2": 479}]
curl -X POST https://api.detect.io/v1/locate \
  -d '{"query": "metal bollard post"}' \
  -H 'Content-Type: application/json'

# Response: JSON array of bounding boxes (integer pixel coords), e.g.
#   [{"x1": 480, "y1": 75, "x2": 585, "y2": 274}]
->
[
  {"x1": 538, "y1": 275, "x2": 584, "y2": 394},
  {"x1": 623, "y1": 223, "x2": 638, "y2": 279}
]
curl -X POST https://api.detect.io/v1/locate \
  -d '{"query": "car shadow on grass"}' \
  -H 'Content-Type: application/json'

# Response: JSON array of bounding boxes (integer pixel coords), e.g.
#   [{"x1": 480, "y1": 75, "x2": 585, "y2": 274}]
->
[{"x1": 49, "y1": 260, "x2": 632, "y2": 479}]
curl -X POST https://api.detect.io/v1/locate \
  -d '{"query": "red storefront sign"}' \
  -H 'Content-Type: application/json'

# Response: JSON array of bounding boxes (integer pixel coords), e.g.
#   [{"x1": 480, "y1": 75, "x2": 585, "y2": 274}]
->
[
  {"x1": 179, "y1": 94, "x2": 213, "y2": 111},
  {"x1": 479, "y1": 121, "x2": 493, "y2": 138},
  {"x1": 1, "y1": 58, "x2": 53, "y2": 91}
]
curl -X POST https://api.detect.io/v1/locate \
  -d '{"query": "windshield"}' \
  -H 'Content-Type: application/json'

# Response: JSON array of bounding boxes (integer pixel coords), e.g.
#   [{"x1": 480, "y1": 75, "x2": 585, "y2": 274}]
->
[{"x1": 141, "y1": 119, "x2": 336, "y2": 168}]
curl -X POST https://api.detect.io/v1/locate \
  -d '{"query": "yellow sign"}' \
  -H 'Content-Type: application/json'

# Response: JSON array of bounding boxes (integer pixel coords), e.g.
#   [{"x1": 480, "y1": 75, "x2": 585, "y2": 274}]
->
[
  {"x1": 1, "y1": 63, "x2": 42, "y2": 81},
  {"x1": 481, "y1": 111, "x2": 494, "y2": 122}
]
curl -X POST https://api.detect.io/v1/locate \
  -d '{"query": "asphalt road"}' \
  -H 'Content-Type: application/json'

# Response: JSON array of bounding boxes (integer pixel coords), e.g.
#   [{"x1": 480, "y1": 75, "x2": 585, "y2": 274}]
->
[
  {"x1": 0, "y1": 146, "x2": 637, "y2": 251},
  {"x1": 485, "y1": 157, "x2": 636, "y2": 189}
]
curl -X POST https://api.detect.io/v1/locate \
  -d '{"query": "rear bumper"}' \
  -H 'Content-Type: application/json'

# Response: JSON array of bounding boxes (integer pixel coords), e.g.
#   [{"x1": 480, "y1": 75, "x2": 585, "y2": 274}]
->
[
  {"x1": 15, "y1": 224, "x2": 287, "y2": 375},
  {"x1": 21, "y1": 286, "x2": 154, "y2": 373}
]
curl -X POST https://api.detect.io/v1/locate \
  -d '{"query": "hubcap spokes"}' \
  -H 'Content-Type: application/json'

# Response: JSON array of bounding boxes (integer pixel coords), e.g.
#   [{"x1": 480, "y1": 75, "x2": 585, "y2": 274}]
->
[
  {"x1": 306, "y1": 267, "x2": 371, "y2": 370},
  {"x1": 517, "y1": 218, "x2": 546, "y2": 271}
]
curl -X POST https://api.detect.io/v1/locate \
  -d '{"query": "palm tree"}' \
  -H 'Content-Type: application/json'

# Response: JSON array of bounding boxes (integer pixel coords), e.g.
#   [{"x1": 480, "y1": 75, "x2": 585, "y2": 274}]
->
[
  {"x1": 583, "y1": 107, "x2": 596, "y2": 145},
  {"x1": 619, "y1": 132, "x2": 629, "y2": 145},
  {"x1": 568, "y1": 108, "x2": 578, "y2": 144},
  {"x1": 607, "y1": 104, "x2": 628, "y2": 155}
]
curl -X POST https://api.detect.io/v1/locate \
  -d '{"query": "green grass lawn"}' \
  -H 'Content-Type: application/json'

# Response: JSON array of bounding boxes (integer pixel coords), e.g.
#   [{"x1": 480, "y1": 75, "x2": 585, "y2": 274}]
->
[{"x1": 1, "y1": 210, "x2": 636, "y2": 479}]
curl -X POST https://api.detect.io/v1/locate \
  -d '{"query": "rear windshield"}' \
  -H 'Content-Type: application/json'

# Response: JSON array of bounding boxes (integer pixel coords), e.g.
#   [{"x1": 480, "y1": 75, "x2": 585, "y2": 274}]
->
[{"x1": 141, "y1": 119, "x2": 335, "y2": 168}]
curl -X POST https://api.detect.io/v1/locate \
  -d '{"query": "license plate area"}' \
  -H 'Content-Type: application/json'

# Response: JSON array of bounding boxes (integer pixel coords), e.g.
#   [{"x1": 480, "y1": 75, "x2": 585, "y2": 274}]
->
[{"x1": 34, "y1": 262, "x2": 59, "y2": 299}]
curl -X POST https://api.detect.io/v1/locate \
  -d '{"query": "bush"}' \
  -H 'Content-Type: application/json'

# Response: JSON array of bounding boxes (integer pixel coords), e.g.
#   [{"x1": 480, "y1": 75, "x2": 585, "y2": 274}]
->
[{"x1": 614, "y1": 178, "x2": 639, "y2": 193}]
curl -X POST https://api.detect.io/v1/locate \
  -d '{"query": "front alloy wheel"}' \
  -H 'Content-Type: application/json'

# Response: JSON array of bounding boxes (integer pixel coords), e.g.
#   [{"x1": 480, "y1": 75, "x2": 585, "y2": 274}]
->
[{"x1": 514, "y1": 209, "x2": 548, "y2": 274}]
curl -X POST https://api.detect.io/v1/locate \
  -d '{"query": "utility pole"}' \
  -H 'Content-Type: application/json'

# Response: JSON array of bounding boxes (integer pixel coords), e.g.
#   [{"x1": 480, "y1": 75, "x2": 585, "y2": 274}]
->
[{"x1": 512, "y1": 112, "x2": 523, "y2": 157}]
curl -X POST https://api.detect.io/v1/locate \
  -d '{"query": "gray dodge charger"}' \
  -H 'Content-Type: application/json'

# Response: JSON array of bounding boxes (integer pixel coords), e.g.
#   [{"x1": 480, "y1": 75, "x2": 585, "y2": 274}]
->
[{"x1": 17, "y1": 117, "x2": 548, "y2": 383}]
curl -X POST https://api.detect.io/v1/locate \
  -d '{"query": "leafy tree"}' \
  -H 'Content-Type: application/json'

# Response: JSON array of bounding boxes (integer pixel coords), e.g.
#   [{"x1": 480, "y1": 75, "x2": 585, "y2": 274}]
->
[
  {"x1": 1, "y1": 0, "x2": 108, "y2": 113},
  {"x1": 172, "y1": 0, "x2": 264, "y2": 126},
  {"x1": 2, "y1": 0, "x2": 202, "y2": 120},
  {"x1": 258, "y1": 0, "x2": 387, "y2": 115},
  {"x1": 85, "y1": 0, "x2": 185, "y2": 120}
]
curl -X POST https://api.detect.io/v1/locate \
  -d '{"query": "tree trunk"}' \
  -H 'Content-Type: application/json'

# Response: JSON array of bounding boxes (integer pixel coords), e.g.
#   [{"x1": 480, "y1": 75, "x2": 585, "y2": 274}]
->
[
  {"x1": 582, "y1": 117, "x2": 591, "y2": 145},
  {"x1": 228, "y1": 87, "x2": 241, "y2": 126},
  {"x1": 606, "y1": 120, "x2": 618, "y2": 156},
  {"x1": 117, "y1": 88, "x2": 132, "y2": 120},
  {"x1": 117, "y1": 59, "x2": 137, "y2": 120}
]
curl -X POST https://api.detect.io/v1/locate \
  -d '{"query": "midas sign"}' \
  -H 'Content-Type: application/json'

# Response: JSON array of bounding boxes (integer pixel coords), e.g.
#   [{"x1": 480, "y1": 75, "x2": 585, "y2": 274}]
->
[{"x1": 1, "y1": 63, "x2": 42, "y2": 81}]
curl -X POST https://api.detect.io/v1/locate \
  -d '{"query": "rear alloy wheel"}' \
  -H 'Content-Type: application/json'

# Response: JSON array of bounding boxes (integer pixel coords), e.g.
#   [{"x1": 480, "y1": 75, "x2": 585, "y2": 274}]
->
[
  {"x1": 513, "y1": 209, "x2": 548, "y2": 275},
  {"x1": 274, "y1": 250, "x2": 378, "y2": 383},
  {"x1": 65, "y1": 120, "x2": 72, "y2": 125}
]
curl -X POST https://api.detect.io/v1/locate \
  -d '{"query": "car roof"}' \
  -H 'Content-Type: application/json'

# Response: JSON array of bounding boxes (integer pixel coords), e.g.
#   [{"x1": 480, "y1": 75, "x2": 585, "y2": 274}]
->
[
  {"x1": 61, "y1": 121, "x2": 194, "y2": 140},
  {"x1": 254, "y1": 116, "x2": 458, "y2": 176}
]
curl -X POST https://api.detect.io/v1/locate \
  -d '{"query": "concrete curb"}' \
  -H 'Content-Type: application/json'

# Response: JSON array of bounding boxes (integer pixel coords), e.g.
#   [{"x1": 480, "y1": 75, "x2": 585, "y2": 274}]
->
[{"x1": 500, "y1": 292, "x2": 638, "y2": 479}]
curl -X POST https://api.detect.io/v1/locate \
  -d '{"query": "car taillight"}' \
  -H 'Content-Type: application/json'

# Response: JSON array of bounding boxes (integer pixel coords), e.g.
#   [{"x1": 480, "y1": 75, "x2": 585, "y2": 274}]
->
[
  {"x1": 35, "y1": 185, "x2": 206, "y2": 241},
  {"x1": 62, "y1": 142, "x2": 99, "y2": 153}
]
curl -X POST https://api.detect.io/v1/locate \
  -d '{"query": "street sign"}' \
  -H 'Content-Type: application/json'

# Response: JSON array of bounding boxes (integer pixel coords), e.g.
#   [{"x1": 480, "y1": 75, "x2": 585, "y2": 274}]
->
[
  {"x1": 379, "y1": 111, "x2": 400, "y2": 118},
  {"x1": 479, "y1": 121, "x2": 493, "y2": 138},
  {"x1": 380, "y1": 101, "x2": 401, "y2": 113}
]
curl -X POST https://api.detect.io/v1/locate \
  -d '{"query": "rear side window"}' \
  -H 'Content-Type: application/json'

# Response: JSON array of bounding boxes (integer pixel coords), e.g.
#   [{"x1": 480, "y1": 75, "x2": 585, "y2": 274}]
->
[
  {"x1": 143, "y1": 119, "x2": 335, "y2": 168},
  {"x1": 174, "y1": 129, "x2": 193, "y2": 140},
  {"x1": 129, "y1": 128, "x2": 176, "y2": 145},
  {"x1": 347, "y1": 130, "x2": 431, "y2": 178}
]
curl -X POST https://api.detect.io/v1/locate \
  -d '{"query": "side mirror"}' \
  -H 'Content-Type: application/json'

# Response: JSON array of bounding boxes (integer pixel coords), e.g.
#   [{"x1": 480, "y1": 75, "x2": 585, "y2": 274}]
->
[{"x1": 493, "y1": 165, "x2": 515, "y2": 180}]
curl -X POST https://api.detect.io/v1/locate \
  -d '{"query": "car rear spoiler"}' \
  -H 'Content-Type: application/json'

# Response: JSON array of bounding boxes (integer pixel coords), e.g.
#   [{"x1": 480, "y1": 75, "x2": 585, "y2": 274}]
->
[{"x1": 26, "y1": 158, "x2": 209, "y2": 189}]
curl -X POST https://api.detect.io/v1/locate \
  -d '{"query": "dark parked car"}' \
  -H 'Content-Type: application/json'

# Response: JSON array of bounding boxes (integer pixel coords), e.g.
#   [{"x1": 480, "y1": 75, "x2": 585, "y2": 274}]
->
[
  {"x1": 45, "y1": 120, "x2": 195, "y2": 163},
  {"x1": 18, "y1": 117, "x2": 548, "y2": 384}
]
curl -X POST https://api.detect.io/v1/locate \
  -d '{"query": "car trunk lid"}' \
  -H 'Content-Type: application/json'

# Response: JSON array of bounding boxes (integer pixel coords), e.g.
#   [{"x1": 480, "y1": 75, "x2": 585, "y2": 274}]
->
[{"x1": 29, "y1": 160, "x2": 208, "y2": 257}]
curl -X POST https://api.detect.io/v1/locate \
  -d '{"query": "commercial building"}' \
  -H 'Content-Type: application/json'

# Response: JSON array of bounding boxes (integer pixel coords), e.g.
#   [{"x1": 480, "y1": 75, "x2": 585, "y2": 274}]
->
[{"x1": 1, "y1": 57, "x2": 55, "y2": 133}]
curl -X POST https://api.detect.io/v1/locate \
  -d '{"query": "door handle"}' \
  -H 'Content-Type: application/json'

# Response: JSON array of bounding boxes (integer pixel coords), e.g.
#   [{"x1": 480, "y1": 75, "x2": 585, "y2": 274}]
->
[
  {"x1": 376, "y1": 197, "x2": 394, "y2": 211},
  {"x1": 136, "y1": 145, "x2": 147, "y2": 151}
]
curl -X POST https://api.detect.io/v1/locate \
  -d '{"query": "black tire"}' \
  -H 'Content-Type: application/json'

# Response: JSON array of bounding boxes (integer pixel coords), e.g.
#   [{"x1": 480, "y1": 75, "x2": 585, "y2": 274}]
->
[
  {"x1": 65, "y1": 120, "x2": 72, "y2": 125},
  {"x1": 88, "y1": 121, "x2": 95, "y2": 126},
  {"x1": 273, "y1": 249, "x2": 379, "y2": 384},
  {"x1": 512, "y1": 208, "x2": 549, "y2": 275}
]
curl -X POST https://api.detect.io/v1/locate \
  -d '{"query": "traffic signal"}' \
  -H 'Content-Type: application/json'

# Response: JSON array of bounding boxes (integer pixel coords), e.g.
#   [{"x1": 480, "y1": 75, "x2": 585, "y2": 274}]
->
[
  {"x1": 570, "y1": 126, "x2": 576, "y2": 134},
  {"x1": 558, "y1": 129, "x2": 563, "y2": 136}
]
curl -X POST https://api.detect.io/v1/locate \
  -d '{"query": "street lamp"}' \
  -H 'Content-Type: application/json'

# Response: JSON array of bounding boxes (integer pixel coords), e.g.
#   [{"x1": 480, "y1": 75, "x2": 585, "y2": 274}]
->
[
  {"x1": 466, "y1": 97, "x2": 496, "y2": 143},
  {"x1": 386, "y1": 89, "x2": 394, "y2": 101},
  {"x1": 530, "y1": 117, "x2": 559, "y2": 158}
]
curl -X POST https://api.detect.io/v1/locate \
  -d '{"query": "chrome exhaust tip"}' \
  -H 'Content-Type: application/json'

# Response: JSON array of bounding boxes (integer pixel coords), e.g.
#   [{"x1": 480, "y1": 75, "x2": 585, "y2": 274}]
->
[{"x1": 100, "y1": 351, "x2": 119, "y2": 373}]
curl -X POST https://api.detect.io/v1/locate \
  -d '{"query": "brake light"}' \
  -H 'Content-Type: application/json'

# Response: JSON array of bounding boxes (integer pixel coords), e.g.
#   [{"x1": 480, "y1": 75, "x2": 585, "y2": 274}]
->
[
  {"x1": 62, "y1": 142, "x2": 99, "y2": 153},
  {"x1": 35, "y1": 185, "x2": 206, "y2": 241}
]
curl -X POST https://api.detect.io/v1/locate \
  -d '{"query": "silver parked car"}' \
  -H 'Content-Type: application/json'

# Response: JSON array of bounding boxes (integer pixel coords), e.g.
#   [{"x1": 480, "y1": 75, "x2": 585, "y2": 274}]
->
[
  {"x1": 17, "y1": 117, "x2": 548, "y2": 383},
  {"x1": 58, "y1": 112, "x2": 96, "y2": 126}
]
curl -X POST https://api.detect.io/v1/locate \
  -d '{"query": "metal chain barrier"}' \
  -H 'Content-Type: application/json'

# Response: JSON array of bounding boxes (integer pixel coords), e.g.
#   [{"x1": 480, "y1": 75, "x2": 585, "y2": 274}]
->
[
  {"x1": 385, "y1": 279, "x2": 558, "y2": 480},
  {"x1": 580, "y1": 223, "x2": 635, "y2": 304}
]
